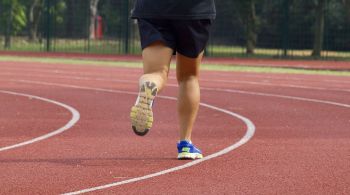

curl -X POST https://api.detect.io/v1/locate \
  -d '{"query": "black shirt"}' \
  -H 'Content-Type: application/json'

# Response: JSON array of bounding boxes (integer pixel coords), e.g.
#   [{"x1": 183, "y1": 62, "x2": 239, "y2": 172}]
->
[{"x1": 131, "y1": 0, "x2": 216, "y2": 20}]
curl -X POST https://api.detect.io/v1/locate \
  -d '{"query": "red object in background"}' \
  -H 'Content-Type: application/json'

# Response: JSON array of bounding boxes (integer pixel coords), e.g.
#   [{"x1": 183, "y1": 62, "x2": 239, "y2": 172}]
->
[{"x1": 95, "y1": 16, "x2": 103, "y2": 39}]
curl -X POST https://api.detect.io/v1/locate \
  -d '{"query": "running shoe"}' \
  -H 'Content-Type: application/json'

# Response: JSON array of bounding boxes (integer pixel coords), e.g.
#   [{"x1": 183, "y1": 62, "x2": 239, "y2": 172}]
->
[
  {"x1": 130, "y1": 81, "x2": 157, "y2": 136},
  {"x1": 177, "y1": 140, "x2": 203, "y2": 160}
]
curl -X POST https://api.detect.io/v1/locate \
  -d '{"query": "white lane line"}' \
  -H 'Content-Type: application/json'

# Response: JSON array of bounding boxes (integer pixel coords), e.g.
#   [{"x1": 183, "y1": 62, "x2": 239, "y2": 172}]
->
[
  {"x1": 200, "y1": 87, "x2": 350, "y2": 109},
  {"x1": 0, "y1": 67, "x2": 140, "y2": 78},
  {"x1": 0, "y1": 90, "x2": 80, "y2": 152},
  {"x1": 207, "y1": 72, "x2": 350, "y2": 84},
  {"x1": 197, "y1": 71, "x2": 350, "y2": 89},
  {"x1": 11, "y1": 80, "x2": 350, "y2": 194},
  {"x1": 3, "y1": 64, "x2": 350, "y2": 85},
  {"x1": 1, "y1": 71, "x2": 350, "y2": 94},
  {"x1": 1, "y1": 67, "x2": 350, "y2": 91},
  {"x1": 197, "y1": 78, "x2": 350, "y2": 93},
  {"x1": 14, "y1": 79, "x2": 350, "y2": 110},
  {"x1": 64, "y1": 103, "x2": 255, "y2": 195},
  {"x1": 5, "y1": 80, "x2": 256, "y2": 195}
]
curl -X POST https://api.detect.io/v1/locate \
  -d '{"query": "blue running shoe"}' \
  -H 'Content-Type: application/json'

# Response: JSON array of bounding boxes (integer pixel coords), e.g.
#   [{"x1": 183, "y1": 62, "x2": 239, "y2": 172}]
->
[{"x1": 177, "y1": 140, "x2": 203, "y2": 160}]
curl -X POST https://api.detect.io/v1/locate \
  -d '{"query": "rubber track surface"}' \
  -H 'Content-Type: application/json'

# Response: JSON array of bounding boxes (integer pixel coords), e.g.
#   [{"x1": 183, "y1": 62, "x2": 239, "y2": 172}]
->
[{"x1": 0, "y1": 59, "x2": 349, "y2": 194}]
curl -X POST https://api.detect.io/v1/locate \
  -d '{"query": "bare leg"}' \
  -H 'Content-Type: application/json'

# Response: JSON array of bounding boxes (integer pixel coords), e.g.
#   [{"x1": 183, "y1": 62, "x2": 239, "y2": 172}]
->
[
  {"x1": 176, "y1": 52, "x2": 203, "y2": 141},
  {"x1": 140, "y1": 41, "x2": 173, "y2": 92},
  {"x1": 130, "y1": 41, "x2": 173, "y2": 136}
]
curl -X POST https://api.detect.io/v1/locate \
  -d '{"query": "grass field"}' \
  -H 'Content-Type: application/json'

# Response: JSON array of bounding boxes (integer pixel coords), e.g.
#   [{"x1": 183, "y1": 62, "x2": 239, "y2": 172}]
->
[
  {"x1": 1, "y1": 37, "x2": 350, "y2": 60},
  {"x1": 0, "y1": 55, "x2": 349, "y2": 77}
]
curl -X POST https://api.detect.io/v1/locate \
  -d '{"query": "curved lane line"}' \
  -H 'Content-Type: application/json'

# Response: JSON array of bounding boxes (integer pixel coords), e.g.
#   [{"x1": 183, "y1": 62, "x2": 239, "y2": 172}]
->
[
  {"x1": 0, "y1": 90, "x2": 80, "y2": 152},
  {"x1": 14, "y1": 78, "x2": 350, "y2": 110},
  {"x1": 3, "y1": 80, "x2": 256, "y2": 195},
  {"x1": 10, "y1": 80, "x2": 350, "y2": 194},
  {"x1": 64, "y1": 101, "x2": 255, "y2": 195}
]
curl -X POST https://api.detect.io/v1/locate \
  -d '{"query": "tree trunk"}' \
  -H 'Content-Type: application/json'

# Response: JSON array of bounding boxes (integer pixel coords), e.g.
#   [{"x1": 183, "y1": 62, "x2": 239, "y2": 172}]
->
[
  {"x1": 246, "y1": 0, "x2": 257, "y2": 54},
  {"x1": 312, "y1": 0, "x2": 326, "y2": 57},
  {"x1": 29, "y1": 0, "x2": 43, "y2": 41},
  {"x1": 343, "y1": 0, "x2": 350, "y2": 20},
  {"x1": 89, "y1": 0, "x2": 99, "y2": 39},
  {"x1": 4, "y1": 3, "x2": 13, "y2": 49}
]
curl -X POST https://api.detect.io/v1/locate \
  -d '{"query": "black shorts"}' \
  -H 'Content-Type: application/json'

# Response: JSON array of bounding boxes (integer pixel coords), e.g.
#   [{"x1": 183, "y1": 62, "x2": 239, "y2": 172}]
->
[{"x1": 137, "y1": 19, "x2": 212, "y2": 58}]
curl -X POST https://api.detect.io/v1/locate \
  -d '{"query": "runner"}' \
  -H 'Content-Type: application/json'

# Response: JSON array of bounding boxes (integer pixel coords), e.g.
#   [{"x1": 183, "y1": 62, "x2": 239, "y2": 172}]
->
[{"x1": 130, "y1": 0, "x2": 216, "y2": 160}]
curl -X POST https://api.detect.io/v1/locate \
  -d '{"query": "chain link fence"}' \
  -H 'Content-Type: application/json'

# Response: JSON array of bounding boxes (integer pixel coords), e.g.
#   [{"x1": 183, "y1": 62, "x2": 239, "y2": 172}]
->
[{"x1": 1, "y1": 0, "x2": 350, "y2": 60}]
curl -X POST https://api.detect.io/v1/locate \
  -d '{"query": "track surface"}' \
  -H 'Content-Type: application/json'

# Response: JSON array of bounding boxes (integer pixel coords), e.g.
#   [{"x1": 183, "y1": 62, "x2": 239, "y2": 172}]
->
[
  {"x1": 2, "y1": 51, "x2": 350, "y2": 70},
  {"x1": 0, "y1": 59, "x2": 349, "y2": 194}
]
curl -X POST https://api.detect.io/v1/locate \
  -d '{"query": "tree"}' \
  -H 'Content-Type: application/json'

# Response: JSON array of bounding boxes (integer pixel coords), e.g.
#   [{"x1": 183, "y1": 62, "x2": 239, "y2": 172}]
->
[
  {"x1": 89, "y1": 0, "x2": 99, "y2": 39},
  {"x1": 246, "y1": 0, "x2": 258, "y2": 54},
  {"x1": 312, "y1": 0, "x2": 326, "y2": 57},
  {"x1": 0, "y1": 0, "x2": 26, "y2": 48},
  {"x1": 28, "y1": 0, "x2": 43, "y2": 41},
  {"x1": 236, "y1": 0, "x2": 259, "y2": 54}
]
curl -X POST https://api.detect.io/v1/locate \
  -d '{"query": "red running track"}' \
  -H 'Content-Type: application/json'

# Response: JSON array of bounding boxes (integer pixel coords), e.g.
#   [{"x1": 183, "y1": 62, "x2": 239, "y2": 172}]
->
[
  {"x1": 2, "y1": 50, "x2": 350, "y2": 70},
  {"x1": 0, "y1": 60, "x2": 349, "y2": 194}
]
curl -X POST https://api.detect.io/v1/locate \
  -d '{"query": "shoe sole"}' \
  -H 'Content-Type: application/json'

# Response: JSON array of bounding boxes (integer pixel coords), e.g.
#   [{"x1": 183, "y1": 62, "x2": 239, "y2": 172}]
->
[
  {"x1": 130, "y1": 81, "x2": 157, "y2": 136},
  {"x1": 177, "y1": 152, "x2": 203, "y2": 160}
]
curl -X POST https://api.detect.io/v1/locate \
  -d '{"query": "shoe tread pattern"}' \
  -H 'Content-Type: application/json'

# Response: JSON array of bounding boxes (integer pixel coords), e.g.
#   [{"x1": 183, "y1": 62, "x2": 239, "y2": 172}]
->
[{"x1": 130, "y1": 81, "x2": 157, "y2": 136}]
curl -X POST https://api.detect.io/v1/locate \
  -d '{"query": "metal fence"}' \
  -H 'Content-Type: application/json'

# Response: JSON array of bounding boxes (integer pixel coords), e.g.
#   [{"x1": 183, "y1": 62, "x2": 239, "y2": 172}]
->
[{"x1": 1, "y1": 0, "x2": 350, "y2": 60}]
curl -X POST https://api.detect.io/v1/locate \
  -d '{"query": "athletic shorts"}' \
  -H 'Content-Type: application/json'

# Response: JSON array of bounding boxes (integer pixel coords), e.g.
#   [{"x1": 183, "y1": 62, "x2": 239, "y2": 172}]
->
[{"x1": 137, "y1": 19, "x2": 212, "y2": 58}]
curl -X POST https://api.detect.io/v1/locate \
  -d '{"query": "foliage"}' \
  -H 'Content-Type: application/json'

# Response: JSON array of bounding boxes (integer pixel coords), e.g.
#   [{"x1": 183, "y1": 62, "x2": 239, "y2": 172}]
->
[
  {"x1": 0, "y1": 0, "x2": 27, "y2": 35},
  {"x1": 0, "y1": 0, "x2": 350, "y2": 57}
]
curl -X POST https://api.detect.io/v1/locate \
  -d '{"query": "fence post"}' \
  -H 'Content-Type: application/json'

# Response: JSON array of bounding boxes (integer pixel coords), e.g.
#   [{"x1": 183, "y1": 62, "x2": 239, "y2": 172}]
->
[
  {"x1": 4, "y1": 2, "x2": 13, "y2": 49},
  {"x1": 323, "y1": 0, "x2": 329, "y2": 59},
  {"x1": 123, "y1": 0, "x2": 130, "y2": 54},
  {"x1": 281, "y1": 0, "x2": 290, "y2": 57},
  {"x1": 45, "y1": 0, "x2": 51, "y2": 52}
]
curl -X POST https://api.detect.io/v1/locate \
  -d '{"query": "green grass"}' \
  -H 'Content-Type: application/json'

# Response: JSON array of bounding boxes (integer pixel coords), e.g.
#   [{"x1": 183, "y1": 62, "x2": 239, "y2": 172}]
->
[
  {"x1": 207, "y1": 45, "x2": 350, "y2": 60},
  {"x1": 0, "y1": 55, "x2": 349, "y2": 76},
  {"x1": 0, "y1": 37, "x2": 142, "y2": 54},
  {"x1": 2, "y1": 36, "x2": 350, "y2": 60},
  {"x1": 201, "y1": 63, "x2": 350, "y2": 76},
  {"x1": 0, "y1": 55, "x2": 142, "y2": 68}
]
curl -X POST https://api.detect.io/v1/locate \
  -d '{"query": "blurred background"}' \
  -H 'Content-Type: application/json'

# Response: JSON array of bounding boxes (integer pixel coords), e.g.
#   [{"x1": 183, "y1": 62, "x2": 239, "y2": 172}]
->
[{"x1": 0, "y1": 0, "x2": 350, "y2": 60}]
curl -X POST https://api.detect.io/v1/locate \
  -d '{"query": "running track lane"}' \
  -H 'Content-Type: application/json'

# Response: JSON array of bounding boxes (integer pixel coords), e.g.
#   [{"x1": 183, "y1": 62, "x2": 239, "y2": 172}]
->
[
  {"x1": 0, "y1": 77, "x2": 254, "y2": 193},
  {"x1": 9, "y1": 79, "x2": 350, "y2": 194},
  {"x1": 0, "y1": 90, "x2": 80, "y2": 152},
  {"x1": 0, "y1": 62, "x2": 349, "y2": 194}
]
